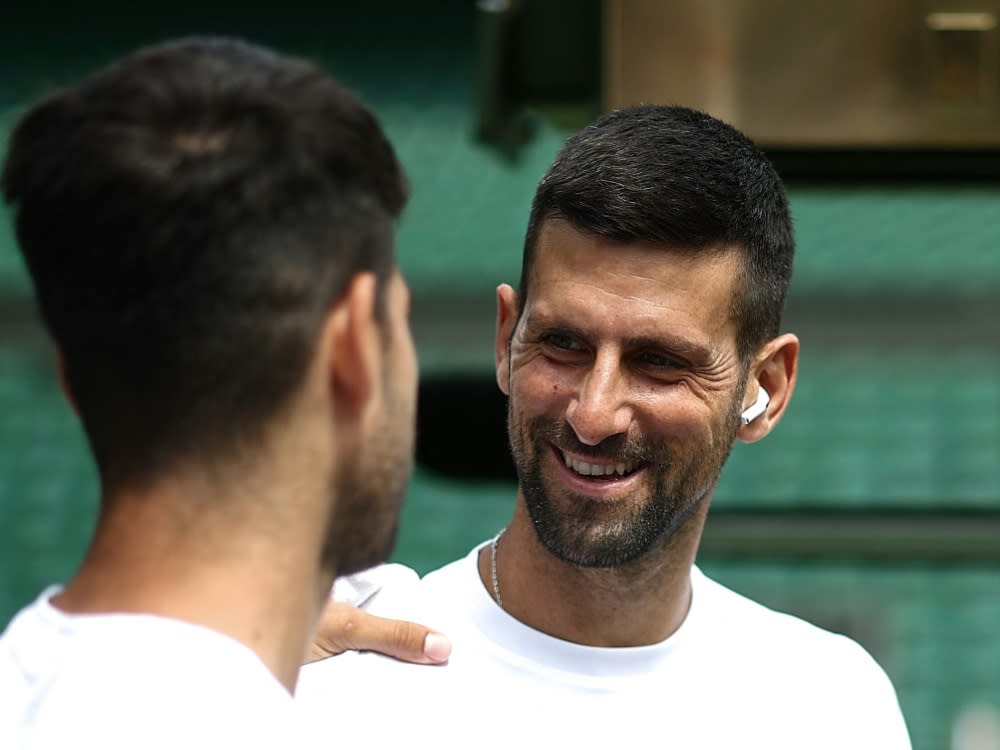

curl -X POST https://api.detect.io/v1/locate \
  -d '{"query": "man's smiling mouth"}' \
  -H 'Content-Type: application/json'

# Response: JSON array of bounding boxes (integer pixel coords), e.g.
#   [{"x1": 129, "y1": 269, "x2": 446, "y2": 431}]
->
[{"x1": 559, "y1": 449, "x2": 642, "y2": 479}]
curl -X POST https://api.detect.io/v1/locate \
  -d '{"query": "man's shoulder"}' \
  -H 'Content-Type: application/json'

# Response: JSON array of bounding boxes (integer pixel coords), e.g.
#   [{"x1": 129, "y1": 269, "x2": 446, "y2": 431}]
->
[
  {"x1": 691, "y1": 568, "x2": 904, "y2": 709},
  {"x1": 687, "y1": 569, "x2": 910, "y2": 747},
  {"x1": 295, "y1": 548, "x2": 481, "y2": 701},
  {"x1": 1, "y1": 596, "x2": 297, "y2": 749},
  {"x1": 333, "y1": 548, "x2": 480, "y2": 620},
  {"x1": 691, "y1": 566, "x2": 875, "y2": 664},
  {"x1": 419, "y1": 547, "x2": 479, "y2": 590},
  {"x1": 332, "y1": 562, "x2": 422, "y2": 610}
]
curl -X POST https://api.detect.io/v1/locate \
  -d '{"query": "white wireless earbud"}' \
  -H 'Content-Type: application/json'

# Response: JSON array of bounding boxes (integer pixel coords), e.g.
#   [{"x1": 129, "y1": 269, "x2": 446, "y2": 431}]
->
[{"x1": 740, "y1": 387, "x2": 770, "y2": 425}]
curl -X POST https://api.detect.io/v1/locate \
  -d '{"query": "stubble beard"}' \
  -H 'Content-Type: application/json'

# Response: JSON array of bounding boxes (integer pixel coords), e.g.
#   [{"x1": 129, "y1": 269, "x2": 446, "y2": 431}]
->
[
  {"x1": 508, "y1": 397, "x2": 742, "y2": 569},
  {"x1": 322, "y1": 382, "x2": 414, "y2": 577}
]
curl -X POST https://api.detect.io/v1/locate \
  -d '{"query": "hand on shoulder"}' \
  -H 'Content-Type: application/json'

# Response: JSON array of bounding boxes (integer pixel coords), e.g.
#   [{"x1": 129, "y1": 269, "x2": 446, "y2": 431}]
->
[{"x1": 305, "y1": 564, "x2": 451, "y2": 665}]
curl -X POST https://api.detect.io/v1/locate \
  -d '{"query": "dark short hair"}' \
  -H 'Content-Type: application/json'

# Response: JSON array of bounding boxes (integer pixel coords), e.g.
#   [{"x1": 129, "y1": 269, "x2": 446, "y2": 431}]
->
[
  {"x1": 2, "y1": 38, "x2": 408, "y2": 489},
  {"x1": 520, "y1": 105, "x2": 794, "y2": 359}
]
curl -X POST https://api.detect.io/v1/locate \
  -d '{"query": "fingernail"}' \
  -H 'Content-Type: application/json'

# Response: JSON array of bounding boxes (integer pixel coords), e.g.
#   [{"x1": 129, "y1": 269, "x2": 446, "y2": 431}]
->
[{"x1": 423, "y1": 632, "x2": 452, "y2": 663}]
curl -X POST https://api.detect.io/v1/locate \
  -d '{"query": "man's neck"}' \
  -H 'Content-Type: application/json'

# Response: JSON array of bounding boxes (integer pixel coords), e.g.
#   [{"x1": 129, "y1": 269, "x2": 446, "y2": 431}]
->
[
  {"x1": 53, "y1": 481, "x2": 333, "y2": 693},
  {"x1": 478, "y1": 498, "x2": 709, "y2": 647}
]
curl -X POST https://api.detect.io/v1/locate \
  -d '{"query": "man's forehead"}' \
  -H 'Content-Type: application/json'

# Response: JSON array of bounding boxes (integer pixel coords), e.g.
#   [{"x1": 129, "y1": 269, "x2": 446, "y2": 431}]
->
[{"x1": 529, "y1": 224, "x2": 740, "y2": 305}]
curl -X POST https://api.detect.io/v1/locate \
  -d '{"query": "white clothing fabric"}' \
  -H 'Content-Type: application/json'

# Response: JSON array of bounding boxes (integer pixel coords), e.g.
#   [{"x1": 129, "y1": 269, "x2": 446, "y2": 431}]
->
[
  {"x1": 330, "y1": 562, "x2": 420, "y2": 608},
  {"x1": 0, "y1": 587, "x2": 305, "y2": 749},
  {"x1": 300, "y1": 543, "x2": 912, "y2": 749}
]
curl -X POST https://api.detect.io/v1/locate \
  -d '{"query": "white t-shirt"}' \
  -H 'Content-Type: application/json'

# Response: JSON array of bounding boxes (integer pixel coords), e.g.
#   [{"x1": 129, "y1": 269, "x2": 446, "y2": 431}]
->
[
  {"x1": 0, "y1": 587, "x2": 305, "y2": 749},
  {"x1": 302, "y1": 543, "x2": 912, "y2": 749}
]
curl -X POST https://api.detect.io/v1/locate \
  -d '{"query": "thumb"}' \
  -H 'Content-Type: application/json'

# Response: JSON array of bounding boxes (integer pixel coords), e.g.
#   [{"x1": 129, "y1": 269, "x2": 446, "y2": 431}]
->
[{"x1": 305, "y1": 601, "x2": 452, "y2": 665}]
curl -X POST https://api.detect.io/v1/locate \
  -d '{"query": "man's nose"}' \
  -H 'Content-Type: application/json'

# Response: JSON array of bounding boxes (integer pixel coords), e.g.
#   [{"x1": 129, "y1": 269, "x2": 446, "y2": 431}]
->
[{"x1": 565, "y1": 354, "x2": 633, "y2": 446}]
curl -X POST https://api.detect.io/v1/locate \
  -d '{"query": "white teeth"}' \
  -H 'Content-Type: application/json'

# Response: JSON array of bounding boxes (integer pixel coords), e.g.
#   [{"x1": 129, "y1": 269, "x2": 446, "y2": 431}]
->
[{"x1": 561, "y1": 451, "x2": 637, "y2": 478}]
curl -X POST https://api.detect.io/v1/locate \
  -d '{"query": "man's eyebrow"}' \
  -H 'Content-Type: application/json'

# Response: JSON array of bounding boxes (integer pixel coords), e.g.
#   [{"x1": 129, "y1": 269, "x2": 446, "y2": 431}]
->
[{"x1": 522, "y1": 311, "x2": 571, "y2": 331}]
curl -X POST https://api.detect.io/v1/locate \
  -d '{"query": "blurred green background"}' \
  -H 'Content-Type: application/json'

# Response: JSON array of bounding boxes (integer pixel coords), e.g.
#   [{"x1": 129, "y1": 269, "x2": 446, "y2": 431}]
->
[{"x1": 1, "y1": 3, "x2": 998, "y2": 749}]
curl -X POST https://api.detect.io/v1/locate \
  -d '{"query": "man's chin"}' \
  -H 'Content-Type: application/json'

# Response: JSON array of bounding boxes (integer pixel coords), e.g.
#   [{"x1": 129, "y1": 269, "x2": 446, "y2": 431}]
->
[
  {"x1": 527, "y1": 498, "x2": 644, "y2": 568},
  {"x1": 526, "y1": 485, "x2": 697, "y2": 568}
]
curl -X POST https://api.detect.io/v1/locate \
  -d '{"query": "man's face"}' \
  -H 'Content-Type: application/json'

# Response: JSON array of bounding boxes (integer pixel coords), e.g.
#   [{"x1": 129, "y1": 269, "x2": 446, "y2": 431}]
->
[
  {"x1": 330, "y1": 269, "x2": 418, "y2": 576},
  {"x1": 500, "y1": 220, "x2": 746, "y2": 568}
]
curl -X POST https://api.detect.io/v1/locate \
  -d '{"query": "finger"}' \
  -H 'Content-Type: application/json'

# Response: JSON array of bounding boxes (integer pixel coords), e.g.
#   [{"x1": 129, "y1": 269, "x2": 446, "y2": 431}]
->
[
  {"x1": 304, "y1": 602, "x2": 369, "y2": 663},
  {"x1": 352, "y1": 614, "x2": 452, "y2": 665},
  {"x1": 306, "y1": 602, "x2": 451, "y2": 665}
]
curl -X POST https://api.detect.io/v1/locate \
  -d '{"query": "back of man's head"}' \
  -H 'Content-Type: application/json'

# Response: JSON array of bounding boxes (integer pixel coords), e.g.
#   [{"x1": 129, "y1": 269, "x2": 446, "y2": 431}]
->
[
  {"x1": 2, "y1": 38, "x2": 408, "y2": 490},
  {"x1": 520, "y1": 104, "x2": 794, "y2": 359}
]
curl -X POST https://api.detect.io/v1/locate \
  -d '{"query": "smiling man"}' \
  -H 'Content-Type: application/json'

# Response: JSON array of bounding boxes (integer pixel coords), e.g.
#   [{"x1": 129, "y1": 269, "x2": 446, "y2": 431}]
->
[{"x1": 298, "y1": 105, "x2": 911, "y2": 749}]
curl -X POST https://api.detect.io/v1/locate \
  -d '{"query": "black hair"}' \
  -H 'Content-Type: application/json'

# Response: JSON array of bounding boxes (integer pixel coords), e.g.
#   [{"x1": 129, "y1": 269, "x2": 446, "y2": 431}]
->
[
  {"x1": 2, "y1": 37, "x2": 408, "y2": 489},
  {"x1": 520, "y1": 105, "x2": 794, "y2": 359}
]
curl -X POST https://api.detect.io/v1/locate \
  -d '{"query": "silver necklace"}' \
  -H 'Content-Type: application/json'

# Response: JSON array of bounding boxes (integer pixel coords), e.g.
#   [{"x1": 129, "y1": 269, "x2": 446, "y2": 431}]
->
[{"x1": 490, "y1": 529, "x2": 505, "y2": 609}]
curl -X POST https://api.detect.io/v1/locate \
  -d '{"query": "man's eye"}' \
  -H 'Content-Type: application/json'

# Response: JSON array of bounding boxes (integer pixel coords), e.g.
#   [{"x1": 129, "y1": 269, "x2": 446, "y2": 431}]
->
[
  {"x1": 543, "y1": 333, "x2": 581, "y2": 351},
  {"x1": 638, "y1": 351, "x2": 680, "y2": 369}
]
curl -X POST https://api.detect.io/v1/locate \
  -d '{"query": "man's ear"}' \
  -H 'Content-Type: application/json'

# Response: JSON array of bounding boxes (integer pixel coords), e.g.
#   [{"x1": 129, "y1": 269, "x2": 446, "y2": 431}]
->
[
  {"x1": 737, "y1": 333, "x2": 799, "y2": 444},
  {"x1": 325, "y1": 272, "x2": 380, "y2": 419},
  {"x1": 495, "y1": 284, "x2": 518, "y2": 396}
]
